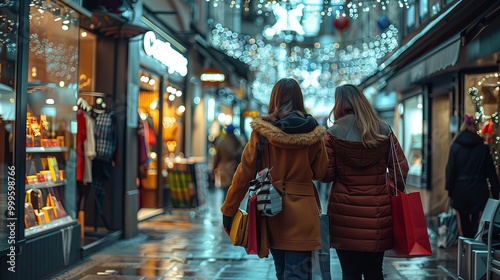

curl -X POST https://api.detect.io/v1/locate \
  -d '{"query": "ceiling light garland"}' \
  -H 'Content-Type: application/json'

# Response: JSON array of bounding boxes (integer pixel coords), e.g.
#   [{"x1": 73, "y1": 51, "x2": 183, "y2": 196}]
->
[
  {"x1": 211, "y1": 22, "x2": 398, "y2": 112},
  {"x1": 209, "y1": 0, "x2": 409, "y2": 19}
]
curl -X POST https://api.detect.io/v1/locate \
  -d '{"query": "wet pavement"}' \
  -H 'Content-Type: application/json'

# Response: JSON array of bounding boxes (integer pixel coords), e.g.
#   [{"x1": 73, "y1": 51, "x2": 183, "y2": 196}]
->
[{"x1": 53, "y1": 189, "x2": 461, "y2": 279}]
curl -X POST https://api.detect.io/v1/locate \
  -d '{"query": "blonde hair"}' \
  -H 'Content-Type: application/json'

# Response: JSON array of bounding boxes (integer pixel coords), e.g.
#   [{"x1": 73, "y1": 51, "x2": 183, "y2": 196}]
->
[{"x1": 329, "y1": 84, "x2": 387, "y2": 148}]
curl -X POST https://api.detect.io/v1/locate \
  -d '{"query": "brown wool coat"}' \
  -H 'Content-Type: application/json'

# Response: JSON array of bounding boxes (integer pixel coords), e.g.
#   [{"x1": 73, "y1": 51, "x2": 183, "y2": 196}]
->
[
  {"x1": 221, "y1": 118, "x2": 328, "y2": 258},
  {"x1": 322, "y1": 114, "x2": 409, "y2": 252}
]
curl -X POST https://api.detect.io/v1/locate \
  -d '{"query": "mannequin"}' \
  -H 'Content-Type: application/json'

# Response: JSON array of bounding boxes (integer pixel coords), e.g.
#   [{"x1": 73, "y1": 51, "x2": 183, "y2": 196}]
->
[{"x1": 89, "y1": 97, "x2": 117, "y2": 231}]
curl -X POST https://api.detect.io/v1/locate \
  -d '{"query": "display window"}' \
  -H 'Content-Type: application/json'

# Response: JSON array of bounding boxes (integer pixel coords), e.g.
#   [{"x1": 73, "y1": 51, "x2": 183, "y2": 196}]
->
[
  {"x1": 24, "y1": 0, "x2": 80, "y2": 236},
  {"x1": 464, "y1": 72, "x2": 499, "y2": 165},
  {"x1": 399, "y1": 94, "x2": 423, "y2": 188},
  {"x1": 0, "y1": 1, "x2": 18, "y2": 253},
  {"x1": 138, "y1": 70, "x2": 161, "y2": 212},
  {"x1": 163, "y1": 81, "x2": 191, "y2": 209}
]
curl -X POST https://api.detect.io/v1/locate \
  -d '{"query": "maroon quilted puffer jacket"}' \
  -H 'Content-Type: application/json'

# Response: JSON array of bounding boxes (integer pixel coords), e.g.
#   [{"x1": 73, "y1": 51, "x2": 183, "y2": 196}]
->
[{"x1": 321, "y1": 114, "x2": 409, "y2": 252}]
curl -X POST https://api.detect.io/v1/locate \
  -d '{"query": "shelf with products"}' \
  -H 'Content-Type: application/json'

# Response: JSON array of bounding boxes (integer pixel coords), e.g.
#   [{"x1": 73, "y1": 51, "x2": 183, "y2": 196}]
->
[
  {"x1": 26, "y1": 147, "x2": 68, "y2": 153},
  {"x1": 25, "y1": 216, "x2": 74, "y2": 237},
  {"x1": 25, "y1": 180, "x2": 67, "y2": 190},
  {"x1": 24, "y1": 108, "x2": 74, "y2": 236},
  {"x1": 24, "y1": 188, "x2": 71, "y2": 234}
]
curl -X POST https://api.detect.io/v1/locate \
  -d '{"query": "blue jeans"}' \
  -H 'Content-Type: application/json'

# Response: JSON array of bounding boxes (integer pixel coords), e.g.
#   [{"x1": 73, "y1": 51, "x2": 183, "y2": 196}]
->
[
  {"x1": 336, "y1": 249, "x2": 385, "y2": 280},
  {"x1": 271, "y1": 248, "x2": 312, "y2": 280}
]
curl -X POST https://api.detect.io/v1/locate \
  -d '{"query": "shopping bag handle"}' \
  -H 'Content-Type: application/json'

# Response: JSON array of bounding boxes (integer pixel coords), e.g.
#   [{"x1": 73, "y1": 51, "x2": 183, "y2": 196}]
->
[{"x1": 387, "y1": 127, "x2": 407, "y2": 195}]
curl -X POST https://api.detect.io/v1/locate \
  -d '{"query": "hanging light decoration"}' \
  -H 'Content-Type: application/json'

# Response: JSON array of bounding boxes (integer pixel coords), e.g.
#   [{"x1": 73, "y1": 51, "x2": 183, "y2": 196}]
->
[
  {"x1": 220, "y1": 0, "x2": 410, "y2": 20},
  {"x1": 211, "y1": 22, "x2": 399, "y2": 113},
  {"x1": 333, "y1": 16, "x2": 350, "y2": 32},
  {"x1": 377, "y1": 15, "x2": 390, "y2": 31}
]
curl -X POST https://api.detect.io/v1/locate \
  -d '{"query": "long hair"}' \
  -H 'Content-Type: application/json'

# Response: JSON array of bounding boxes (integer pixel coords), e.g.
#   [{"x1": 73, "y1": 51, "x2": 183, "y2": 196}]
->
[
  {"x1": 329, "y1": 84, "x2": 387, "y2": 148},
  {"x1": 262, "y1": 78, "x2": 307, "y2": 122}
]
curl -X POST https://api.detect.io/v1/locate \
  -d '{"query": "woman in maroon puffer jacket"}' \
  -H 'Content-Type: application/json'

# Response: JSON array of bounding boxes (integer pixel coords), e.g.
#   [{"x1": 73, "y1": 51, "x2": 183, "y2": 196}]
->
[{"x1": 321, "y1": 84, "x2": 409, "y2": 279}]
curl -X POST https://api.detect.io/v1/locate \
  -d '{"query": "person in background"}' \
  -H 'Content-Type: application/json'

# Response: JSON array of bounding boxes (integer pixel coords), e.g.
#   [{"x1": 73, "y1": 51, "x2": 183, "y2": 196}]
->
[
  {"x1": 211, "y1": 124, "x2": 243, "y2": 203},
  {"x1": 445, "y1": 114, "x2": 500, "y2": 238},
  {"x1": 221, "y1": 78, "x2": 328, "y2": 279},
  {"x1": 321, "y1": 84, "x2": 409, "y2": 279}
]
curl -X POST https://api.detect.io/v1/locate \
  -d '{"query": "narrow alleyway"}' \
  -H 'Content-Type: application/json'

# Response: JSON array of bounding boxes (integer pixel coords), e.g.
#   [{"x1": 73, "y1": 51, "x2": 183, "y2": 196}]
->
[{"x1": 53, "y1": 188, "x2": 460, "y2": 279}]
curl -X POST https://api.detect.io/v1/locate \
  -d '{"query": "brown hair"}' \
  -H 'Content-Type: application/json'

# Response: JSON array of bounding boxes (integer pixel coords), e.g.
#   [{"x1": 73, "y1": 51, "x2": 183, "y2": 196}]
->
[
  {"x1": 262, "y1": 78, "x2": 307, "y2": 122},
  {"x1": 329, "y1": 84, "x2": 387, "y2": 148}
]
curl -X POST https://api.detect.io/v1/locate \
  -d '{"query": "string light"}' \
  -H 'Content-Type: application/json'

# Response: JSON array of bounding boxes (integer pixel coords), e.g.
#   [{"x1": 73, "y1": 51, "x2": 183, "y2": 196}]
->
[
  {"x1": 211, "y1": 22, "x2": 398, "y2": 110},
  {"x1": 468, "y1": 86, "x2": 499, "y2": 167},
  {"x1": 218, "y1": 0, "x2": 409, "y2": 20}
]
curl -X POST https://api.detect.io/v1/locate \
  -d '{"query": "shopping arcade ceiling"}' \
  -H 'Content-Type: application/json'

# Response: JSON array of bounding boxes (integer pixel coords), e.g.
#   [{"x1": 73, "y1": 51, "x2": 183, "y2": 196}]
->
[
  {"x1": 208, "y1": 0, "x2": 405, "y2": 115},
  {"x1": 143, "y1": 0, "x2": 408, "y2": 115}
]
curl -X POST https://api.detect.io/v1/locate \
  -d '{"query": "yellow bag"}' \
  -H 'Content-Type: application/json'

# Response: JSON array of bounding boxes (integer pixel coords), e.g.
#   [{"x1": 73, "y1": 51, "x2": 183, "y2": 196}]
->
[{"x1": 230, "y1": 209, "x2": 249, "y2": 247}]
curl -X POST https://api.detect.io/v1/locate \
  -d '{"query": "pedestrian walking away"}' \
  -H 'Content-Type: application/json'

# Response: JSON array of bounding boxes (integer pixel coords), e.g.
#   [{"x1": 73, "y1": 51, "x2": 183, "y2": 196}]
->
[
  {"x1": 221, "y1": 78, "x2": 329, "y2": 280},
  {"x1": 321, "y1": 84, "x2": 409, "y2": 279}
]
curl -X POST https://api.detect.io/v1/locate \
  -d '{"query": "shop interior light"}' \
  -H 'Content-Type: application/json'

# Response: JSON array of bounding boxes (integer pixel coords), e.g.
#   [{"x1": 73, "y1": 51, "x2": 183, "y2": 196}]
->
[
  {"x1": 168, "y1": 94, "x2": 175, "y2": 101},
  {"x1": 81, "y1": 31, "x2": 87, "y2": 38},
  {"x1": 176, "y1": 105, "x2": 186, "y2": 116},
  {"x1": 175, "y1": 90, "x2": 182, "y2": 97},
  {"x1": 46, "y1": 98, "x2": 55, "y2": 105}
]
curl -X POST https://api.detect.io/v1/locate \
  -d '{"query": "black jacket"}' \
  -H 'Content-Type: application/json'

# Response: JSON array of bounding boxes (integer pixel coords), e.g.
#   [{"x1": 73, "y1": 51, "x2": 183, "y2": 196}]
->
[{"x1": 445, "y1": 130, "x2": 500, "y2": 213}]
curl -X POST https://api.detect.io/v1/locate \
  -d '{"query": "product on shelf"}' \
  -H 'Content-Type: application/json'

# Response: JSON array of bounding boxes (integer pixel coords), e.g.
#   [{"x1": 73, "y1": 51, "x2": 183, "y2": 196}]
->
[
  {"x1": 24, "y1": 189, "x2": 67, "y2": 226},
  {"x1": 24, "y1": 203, "x2": 37, "y2": 228}
]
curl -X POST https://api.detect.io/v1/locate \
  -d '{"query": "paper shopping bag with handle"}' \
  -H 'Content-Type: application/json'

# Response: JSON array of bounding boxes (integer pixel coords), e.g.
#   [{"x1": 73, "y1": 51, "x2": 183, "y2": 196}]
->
[
  {"x1": 246, "y1": 194, "x2": 258, "y2": 255},
  {"x1": 387, "y1": 191, "x2": 432, "y2": 257}
]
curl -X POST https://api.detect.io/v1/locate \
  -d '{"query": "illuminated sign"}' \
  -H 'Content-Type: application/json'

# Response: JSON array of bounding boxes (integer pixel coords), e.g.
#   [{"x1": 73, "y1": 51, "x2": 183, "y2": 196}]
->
[
  {"x1": 143, "y1": 31, "x2": 188, "y2": 77},
  {"x1": 200, "y1": 73, "x2": 225, "y2": 82},
  {"x1": 200, "y1": 66, "x2": 225, "y2": 85}
]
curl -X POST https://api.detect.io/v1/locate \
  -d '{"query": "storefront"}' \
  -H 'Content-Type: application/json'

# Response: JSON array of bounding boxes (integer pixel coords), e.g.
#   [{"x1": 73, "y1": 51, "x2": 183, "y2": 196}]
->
[
  {"x1": 1, "y1": 1, "x2": 86, "y2": 279},
  {"x1": 137, "y1": 27, "x2": 190, "y2": 219},
  {"x1": 463, "y1": 71, "x2": 500, "y2": 168}
]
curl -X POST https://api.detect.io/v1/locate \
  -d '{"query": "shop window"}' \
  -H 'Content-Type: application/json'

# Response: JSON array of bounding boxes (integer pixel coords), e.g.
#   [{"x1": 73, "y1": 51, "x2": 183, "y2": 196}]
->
[
  {"x1": 138, "y1": 70, "x2": 160, "y2": 210},
  {"x1": 0, "y1": 1, "x2": 17, "y2": 253},
  {"x1": 24, "y1": 0, "x2": 79, "y2": 236},
  {"x1": 405, "y1": 2, "x2": 416, "y2": 34},
  {"x1": 464, "y1": 72, "x2": 500, "y2": 166},
  {"x1": 419, "y1": 0, "x2": 429, "y2": 23},
  {"x1": 400, "y1": 94, "x2": 423, "y2": 188},
  {"x1": 429, "y1": 0, "x2": 441, "y2": 16}
]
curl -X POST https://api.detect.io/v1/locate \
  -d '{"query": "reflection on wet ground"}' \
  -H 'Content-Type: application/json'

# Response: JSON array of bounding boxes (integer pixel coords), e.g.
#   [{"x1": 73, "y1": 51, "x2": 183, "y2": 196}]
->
[{"x1": 54, "y1": 189, "x2": 460, "y2": 279}]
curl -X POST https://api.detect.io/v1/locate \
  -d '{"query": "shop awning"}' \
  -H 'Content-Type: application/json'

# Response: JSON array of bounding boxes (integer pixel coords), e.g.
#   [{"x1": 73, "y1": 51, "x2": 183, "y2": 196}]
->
[
  {"x1": 81, "y1": 10, "x2": 150, "y2": 39},
  {"x1": 386, "y1": 38, "x2": 461, "y2": 92}
]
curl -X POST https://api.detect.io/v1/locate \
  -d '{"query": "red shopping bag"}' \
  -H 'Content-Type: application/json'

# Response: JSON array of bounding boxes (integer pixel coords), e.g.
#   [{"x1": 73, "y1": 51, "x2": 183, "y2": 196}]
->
[
  {"x1": 246, "y1": 194, "x2": 258, "y2": 255},
  {"x1": 387, "y1": 191, "x2": 432, "y2": 257}
]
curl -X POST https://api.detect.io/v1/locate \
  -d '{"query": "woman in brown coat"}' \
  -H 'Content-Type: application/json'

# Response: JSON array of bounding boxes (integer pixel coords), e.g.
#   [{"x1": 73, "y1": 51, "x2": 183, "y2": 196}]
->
[
  {"x1": 221, "y1": 78, "x2": 328, "y2": 279},
  {"x1": 321, "y1": 84, "x2": 409, "y2": 279}
]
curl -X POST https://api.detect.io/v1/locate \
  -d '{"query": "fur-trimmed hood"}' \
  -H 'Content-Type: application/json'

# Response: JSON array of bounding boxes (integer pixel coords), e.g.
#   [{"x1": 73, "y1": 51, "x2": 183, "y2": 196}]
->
[{"x1": 250, "y1": 117, "x2": 326, "y2": 148}]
